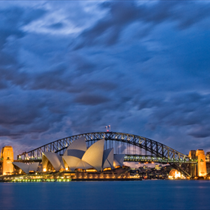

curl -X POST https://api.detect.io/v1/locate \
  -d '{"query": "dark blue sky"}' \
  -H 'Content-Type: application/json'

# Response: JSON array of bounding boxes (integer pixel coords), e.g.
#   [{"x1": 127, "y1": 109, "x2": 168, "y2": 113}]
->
[{"x1": 0, "y1": 0, "x2": 210, "y2": 156}]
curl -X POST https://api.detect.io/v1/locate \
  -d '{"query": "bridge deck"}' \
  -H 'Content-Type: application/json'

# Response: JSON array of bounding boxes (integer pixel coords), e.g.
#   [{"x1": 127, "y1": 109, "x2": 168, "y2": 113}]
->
[
  {"x1": 12, "y1": 155, "x2": 198, "y2": 164},
  {"x1": 124, "y1": 155, "x2": 197, "y2": 163}
]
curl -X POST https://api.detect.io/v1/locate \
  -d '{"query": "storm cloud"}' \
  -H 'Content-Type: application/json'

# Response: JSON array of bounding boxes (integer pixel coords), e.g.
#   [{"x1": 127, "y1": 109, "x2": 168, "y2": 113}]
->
[{"x1": 0, "y1": 0, "x2": 210, "y2": 156}]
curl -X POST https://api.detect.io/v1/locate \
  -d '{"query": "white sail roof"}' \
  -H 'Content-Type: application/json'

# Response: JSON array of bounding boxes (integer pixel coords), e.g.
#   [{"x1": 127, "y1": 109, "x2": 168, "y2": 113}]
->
[
  {"x1": 13, "y1": 162, "x2": 29, "y2": 174},
  {"x1": 114, "y1": 154, "x2": 125, "y2": 167},
  {"x1": 82, "y1": 139, "x2": 105, "y2": 171},
  {"x1": 66, "y1": 149, "x2": 85, "y2": 159},
  {"x1": 13, "y1": 162, "x2": 39, "y2": 174},
  {"x1": 43, "y1": 152, "x2": 64, "y2": 171},
  {"x1": 62, "y1": 156, "x2": 81, "y2": 171},
  {"x1": 64, "y1": 136, "x2": 87, "y2": 156},
  {"x1": 76, "y1": 159, "x2": 93, "y2": 170},
  {"x1": 103, "y1": 148, "x2": 114, "y2": 169},
  {"x1": 63, "y1": 156, "x2": 93, "y2": 171},
  {"x1": 28, "y1": 162, "x2": 39, "y2": 172}
]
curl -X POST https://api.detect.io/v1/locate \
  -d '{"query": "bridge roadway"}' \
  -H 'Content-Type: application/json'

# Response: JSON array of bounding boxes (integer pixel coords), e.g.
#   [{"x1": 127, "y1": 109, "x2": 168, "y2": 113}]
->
[
  {"x1": 13, "y1": 155, "x2": 198, "y2": 164},
  {"x1": 124, "y1": 155, "x2": 197, "y2": 164}
]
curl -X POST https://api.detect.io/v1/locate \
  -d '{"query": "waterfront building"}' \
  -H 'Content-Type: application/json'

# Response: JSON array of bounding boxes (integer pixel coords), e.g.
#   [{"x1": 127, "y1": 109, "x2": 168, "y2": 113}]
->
[
  {"x1": 206, "y1": 152, "x2": 210, "y2": 162},
  {"x1": 155, "y1": 165, "x2": 161, "y2": 170}
]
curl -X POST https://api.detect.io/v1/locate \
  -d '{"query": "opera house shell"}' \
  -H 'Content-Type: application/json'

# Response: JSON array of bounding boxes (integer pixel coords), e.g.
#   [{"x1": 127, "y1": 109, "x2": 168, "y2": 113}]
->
[
  {"x1": 13, "y1": 162, "x2": 39, "y2": 174},
  {"x1": 44, "y1": 137, "x2": 124, "y2": 172},
  {"x1": 13, "y1": 137, "x2": 124, "y2": 173}
]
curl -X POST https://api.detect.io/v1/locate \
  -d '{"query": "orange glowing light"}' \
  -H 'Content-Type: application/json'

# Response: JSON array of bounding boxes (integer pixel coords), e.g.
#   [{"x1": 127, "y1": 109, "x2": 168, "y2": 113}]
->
[
  {"x1": 86, "y1": 169, "x2": 97, "y2": 172},
  {"x1": 103, "y1": 167, "x2": 111, "y2": 171}
]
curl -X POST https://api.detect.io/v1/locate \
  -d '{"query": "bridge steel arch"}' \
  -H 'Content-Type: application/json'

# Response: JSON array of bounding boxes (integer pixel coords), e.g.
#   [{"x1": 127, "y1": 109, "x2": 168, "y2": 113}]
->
[{"x1": 18, "y1": 132, "x2": 191, "y2": 177}]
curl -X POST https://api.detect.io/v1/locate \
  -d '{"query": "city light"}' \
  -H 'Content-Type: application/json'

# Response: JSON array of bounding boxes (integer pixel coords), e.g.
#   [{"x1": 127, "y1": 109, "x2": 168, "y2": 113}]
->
[{"x1": 174, "y1": 170, "x2": 181, "y2": 179}]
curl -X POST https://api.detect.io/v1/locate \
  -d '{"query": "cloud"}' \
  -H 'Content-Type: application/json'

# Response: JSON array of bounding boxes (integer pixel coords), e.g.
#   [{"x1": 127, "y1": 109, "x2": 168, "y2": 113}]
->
[
  {"x1": 0, "y1": 0, "x2": 210, "y2": 156},
  {"x1": 74, "y1": 93, "x2": 111, "y2": 105},
  {"x1": 188, "y1": 126, "x2": 210, "y2": 138},
  {"x1": 143, "y1": 92, "x2": 210, "y2": 139},
  {"x1": 48, "y1": 22, "x2": 64, "y2": 29},
  {"x1": 0, "y1": 6, "x2": 46, "y2": 47},
  {"x1": 72, "y1": 1, "x2": 210, "y2": 49}
]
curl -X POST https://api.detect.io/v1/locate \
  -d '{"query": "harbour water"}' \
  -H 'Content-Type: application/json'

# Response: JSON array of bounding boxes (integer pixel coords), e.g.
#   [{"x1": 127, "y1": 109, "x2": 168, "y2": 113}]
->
[{"x1": 0, "y1": 180, "x2": 210, "y2": 210}]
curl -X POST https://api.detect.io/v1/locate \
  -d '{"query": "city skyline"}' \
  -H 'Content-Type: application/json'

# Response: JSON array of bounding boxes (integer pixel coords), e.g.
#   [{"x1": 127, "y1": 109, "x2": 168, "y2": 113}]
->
[{"x1": 0, "y1": 0, "x2": 210, "y2": 156}]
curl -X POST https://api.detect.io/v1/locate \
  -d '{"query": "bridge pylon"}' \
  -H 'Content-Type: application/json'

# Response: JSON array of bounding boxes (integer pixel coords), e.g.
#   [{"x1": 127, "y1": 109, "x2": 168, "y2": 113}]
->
[
  {"x1": 188, "y1": 150, "x2": 197, "y2": 177},
  {"x1": 0, "y1": 146, "x2": 14, "y2": 175},
  {"x1": 196, "y1": 149, "x2": 207, "y2": 177}
]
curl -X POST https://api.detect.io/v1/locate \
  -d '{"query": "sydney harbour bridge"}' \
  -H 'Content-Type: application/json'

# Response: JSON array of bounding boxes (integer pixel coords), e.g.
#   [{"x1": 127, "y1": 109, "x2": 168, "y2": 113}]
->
[{"x1": 17, "y1": 131, "x2": 202, "y2": 178}]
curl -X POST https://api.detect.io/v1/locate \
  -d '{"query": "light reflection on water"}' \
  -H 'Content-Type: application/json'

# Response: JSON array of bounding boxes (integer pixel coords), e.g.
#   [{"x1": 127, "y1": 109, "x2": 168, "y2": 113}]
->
[{"x1": 0, "y1": 180, "x2": 210, "y2": 210}]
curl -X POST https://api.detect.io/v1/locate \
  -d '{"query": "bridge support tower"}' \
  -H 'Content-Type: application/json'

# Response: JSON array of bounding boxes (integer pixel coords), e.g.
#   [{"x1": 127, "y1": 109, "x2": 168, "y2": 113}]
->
[
  {"x1": 196, "y1": 149, "x2": 207, "y2": 177},
  {"x1": 189, "y1": 149, "x2": 207, "y2": 178},
  {"x1": 189, "y1": 150, "x2": 197, "y2": 177},
  {"x1": 1, "y1": 146, "x2": 14, "y2": 175}
]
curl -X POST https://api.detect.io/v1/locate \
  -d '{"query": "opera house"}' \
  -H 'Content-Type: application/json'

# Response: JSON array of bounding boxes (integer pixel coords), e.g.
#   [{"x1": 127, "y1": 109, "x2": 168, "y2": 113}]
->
[{"x1": 12, "y1": 137, "x2": 126, "y2": 176}]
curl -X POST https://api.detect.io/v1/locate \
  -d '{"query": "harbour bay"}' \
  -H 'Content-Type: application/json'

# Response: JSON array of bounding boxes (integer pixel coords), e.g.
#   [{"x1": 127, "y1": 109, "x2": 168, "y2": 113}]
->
[{"x1": 0, "y1": 180, "x2": 210, "y2": 210}]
